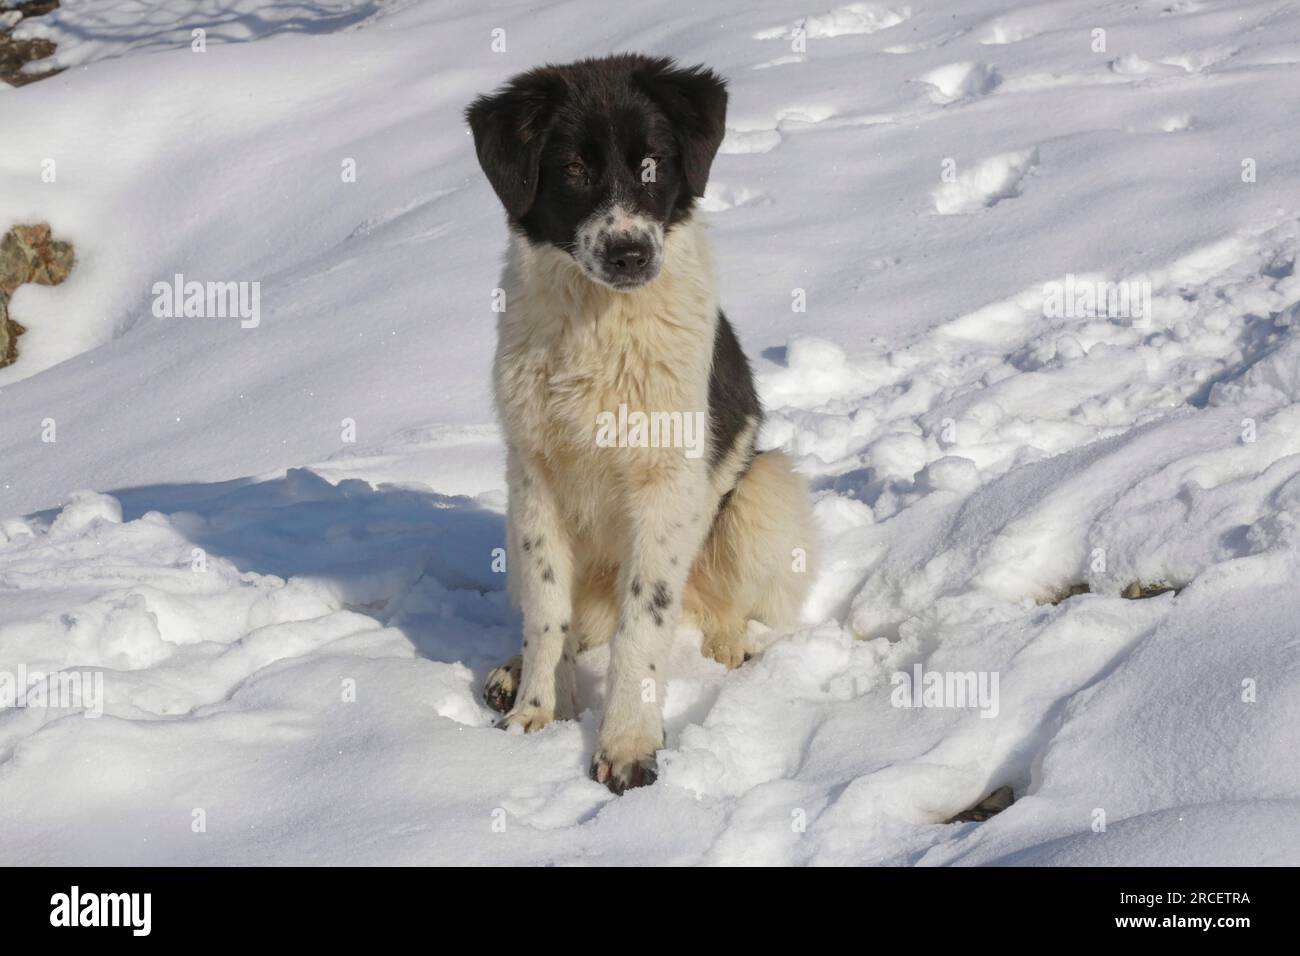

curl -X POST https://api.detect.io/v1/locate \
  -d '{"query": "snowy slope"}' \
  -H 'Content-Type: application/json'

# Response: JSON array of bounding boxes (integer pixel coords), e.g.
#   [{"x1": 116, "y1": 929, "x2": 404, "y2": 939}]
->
[{"x1": 1, "y1": 0, "x2": 1299, "y2": 865}]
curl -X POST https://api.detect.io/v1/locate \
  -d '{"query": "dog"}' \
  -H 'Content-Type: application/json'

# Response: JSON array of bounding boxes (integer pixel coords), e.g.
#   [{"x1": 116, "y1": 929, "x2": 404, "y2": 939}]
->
[{"x1": 466, "y1": 54, "x2": 815, "y2": 794}]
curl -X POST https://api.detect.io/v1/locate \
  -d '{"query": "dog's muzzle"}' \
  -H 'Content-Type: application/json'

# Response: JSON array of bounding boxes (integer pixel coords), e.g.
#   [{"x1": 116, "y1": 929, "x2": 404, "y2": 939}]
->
[
  {"x1": 602, "y1": 236, "x2": 658, "y2": 286},
  {"x1": 574, "y1": 206, "x2": 664, "y2": 290}
]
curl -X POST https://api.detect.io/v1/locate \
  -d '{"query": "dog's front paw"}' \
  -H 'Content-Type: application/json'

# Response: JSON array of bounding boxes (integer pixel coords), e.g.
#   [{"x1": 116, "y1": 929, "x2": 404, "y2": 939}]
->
[
  {"x1": 483, "y1": 655, "x2": 522, "y2": 714},
  {"x1": 701, "y1": 629, "x2": 752, "y2": 670},
  {"x1": 589, "y1": 737, "x2": 661, "y2": 795}
]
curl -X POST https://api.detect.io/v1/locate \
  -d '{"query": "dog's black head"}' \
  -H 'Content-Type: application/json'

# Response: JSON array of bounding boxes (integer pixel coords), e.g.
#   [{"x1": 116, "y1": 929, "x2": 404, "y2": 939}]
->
[{"x1": 466, "y1": 54, "x2": 727, "y2": 291}]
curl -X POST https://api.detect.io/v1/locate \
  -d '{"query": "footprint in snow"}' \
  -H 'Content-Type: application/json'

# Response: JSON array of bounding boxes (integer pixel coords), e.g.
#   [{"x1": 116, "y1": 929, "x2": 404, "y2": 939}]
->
[
  {"x1": 976, "y1": 20, "x2": 1038, "y2": 45},
  {"x1": 700, "y1": 183, "x2": 771, "y2": 213},
  {"x1": 752, "y1": 1, "x2": 911, "y2": 41},
  {"x1": 932, "y1": 148, "x2": 1040, "y2": 215},
  {"x1": 882, "y1": 30, "x2": 966, "y2": 54},
  {"x1": 1159, "y1": 0, "x2": 1207, "y2": 14},
  {"x1": 720, "y1": 128, "x2": 783, "y2": 155},
  {"x1": 719, "y1": 106, "x2": 836, "y2": 155},
  {"x1": 752, "y1": 54, "x2": 805, "y2": 70},
  {"x1": 917, "y1": 62, "x2": 1002, "y2": 105}
]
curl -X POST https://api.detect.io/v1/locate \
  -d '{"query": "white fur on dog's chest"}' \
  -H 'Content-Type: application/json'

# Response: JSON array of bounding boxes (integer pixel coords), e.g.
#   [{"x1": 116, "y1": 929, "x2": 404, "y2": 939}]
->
[
  {"x1": 494, "y1": 217, "x2": 720, "y2": 530},
  {"x1": 506, "y1": 302, "x2": 707, "y2": 449}
]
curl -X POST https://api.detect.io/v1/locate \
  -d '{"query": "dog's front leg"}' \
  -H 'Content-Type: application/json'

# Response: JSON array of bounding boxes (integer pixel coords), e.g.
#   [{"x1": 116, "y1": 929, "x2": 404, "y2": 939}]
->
[
  {"x1": 499, "y1": 449, "x2": 578, "y2": 731},
  {"x1": 592, "y1": 462, "x2": 711, "y2": 793}
]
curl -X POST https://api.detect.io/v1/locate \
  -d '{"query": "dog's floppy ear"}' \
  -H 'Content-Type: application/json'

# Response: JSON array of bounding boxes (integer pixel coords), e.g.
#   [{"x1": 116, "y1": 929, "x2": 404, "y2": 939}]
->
[
  {"x1": 634, "y1": 59, "x2": 728, "y2": 198},
  {"x1": 465, "y1": 69, "x2": 564, "y2": 219}
]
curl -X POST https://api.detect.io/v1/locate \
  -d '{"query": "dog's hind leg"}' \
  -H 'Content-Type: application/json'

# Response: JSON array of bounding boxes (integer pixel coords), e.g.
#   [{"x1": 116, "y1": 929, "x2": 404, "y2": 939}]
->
[
  {"x1": 688, "y1": 450, "x2": 815, "y2": 668},
  {"x1": 683, "y1": 560, "x2": 751, "y2": 670},
  {"x1": 745, "y1": 451, "x2": 816, "y2": 628}
]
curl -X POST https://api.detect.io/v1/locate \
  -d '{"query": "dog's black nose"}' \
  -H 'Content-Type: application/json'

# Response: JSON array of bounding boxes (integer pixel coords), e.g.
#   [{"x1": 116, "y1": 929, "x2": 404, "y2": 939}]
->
[{"x1": 605, "y1": 238, "x2": 653, "y2": 279}]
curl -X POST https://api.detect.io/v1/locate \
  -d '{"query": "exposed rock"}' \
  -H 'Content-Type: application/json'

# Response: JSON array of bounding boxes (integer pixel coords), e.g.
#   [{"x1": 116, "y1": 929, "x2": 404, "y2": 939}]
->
[
  {"x1": 945, "y1": 785, "x2": 1015, "y2": 824},
  {"x1": 0, "y1": 223, "x2": 75, "y2": 370},
  {"x1": 1043, "y1": 582, "x2": 1090, "y2": 605},
  {"x1": 1042, "y1": 579, "x2": 1181, "y2": 604},
  {"x1": 0, "y1": 1, "x2": 62, "y2": 88},
  {"x1": 0, "y1": 298, "x2": 23, "y2": 369},
  {"x1": 1121, "y1": 580, "x2": 1180, "y2": 600}
]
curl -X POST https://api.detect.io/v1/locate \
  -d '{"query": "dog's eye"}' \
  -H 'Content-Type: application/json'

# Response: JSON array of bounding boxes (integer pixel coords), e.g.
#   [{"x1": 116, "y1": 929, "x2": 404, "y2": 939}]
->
[{"x1": 564, "y1": 162, "x2": 587, "y2": 178}]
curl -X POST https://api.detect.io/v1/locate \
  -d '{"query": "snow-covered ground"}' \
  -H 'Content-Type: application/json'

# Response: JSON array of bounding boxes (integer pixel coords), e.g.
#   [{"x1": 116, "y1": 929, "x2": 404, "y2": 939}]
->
[{"x1": 2, "y1": 0, "x2": 1299, "y2": 864}]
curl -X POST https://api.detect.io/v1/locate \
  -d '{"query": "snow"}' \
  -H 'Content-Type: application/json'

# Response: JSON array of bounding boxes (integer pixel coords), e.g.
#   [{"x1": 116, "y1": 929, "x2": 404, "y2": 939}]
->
[{"x1": 1, "y1": 0, "x2": 1299, "y2": 864}]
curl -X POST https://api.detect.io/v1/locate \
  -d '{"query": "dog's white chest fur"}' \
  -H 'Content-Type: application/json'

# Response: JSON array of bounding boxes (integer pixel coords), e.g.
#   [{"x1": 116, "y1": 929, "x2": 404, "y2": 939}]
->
[{"x1": 494, "y1": 216, "x2": 718, "y2": 535}]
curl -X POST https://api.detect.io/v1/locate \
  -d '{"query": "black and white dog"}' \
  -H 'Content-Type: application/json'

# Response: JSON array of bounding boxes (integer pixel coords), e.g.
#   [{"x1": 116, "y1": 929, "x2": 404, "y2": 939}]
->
[{"x1": 467, "y1": 54, "x2": 814, "y2": 794}]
